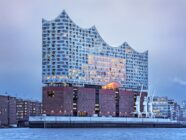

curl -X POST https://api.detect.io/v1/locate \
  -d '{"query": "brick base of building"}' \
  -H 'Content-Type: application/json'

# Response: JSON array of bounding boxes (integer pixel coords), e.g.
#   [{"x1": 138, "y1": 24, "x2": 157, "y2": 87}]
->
[{"x1": 42, "y1": 86, "x2": 147, "y2": 117}]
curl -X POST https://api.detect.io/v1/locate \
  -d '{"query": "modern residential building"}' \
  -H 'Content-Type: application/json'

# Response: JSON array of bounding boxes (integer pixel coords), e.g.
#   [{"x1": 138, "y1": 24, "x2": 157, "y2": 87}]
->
[
  {"x1": 0, "y1": 95, "x2": 17, "y2": 127},
  {"x1": 0, "y1": 94, "x2": 42, "y2": 127},
  {"x1": 42, "y1": 10, "x2": 148, "y2": 117},
  {"x1": 151, "y1": 96, "x2": 180, "y2": 119},
  {"x1": 16, "y1": 99, "x2": 42, "y2": 122},
  {"x1": 152, "y1": 97, "x2": 169, "y2": 118}
]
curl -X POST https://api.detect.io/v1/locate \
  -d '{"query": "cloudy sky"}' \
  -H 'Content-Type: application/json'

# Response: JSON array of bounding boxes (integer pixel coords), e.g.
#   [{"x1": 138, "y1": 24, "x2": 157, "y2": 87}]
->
[{"x1": 0, "y1": 0, "x2": 186, "y2": 102}]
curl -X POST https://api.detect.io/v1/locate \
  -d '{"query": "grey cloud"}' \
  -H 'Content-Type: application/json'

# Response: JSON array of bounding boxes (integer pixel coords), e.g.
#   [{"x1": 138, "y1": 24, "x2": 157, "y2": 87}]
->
[{"x1": 173, "y1": 77, "x2": 186, "y2": 86}]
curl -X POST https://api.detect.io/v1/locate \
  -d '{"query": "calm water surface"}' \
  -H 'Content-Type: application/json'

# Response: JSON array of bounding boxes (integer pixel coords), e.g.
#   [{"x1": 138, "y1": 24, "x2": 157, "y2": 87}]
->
[{"x1": 0, "y1": 128, "x2": 186, "y2": 140}]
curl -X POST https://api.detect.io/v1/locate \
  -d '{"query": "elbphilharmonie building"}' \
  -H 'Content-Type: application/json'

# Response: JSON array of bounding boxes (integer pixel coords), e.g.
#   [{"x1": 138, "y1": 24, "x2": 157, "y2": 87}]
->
[{"x1": 42, "y1": 11, "x2": 148, "y2": 117}]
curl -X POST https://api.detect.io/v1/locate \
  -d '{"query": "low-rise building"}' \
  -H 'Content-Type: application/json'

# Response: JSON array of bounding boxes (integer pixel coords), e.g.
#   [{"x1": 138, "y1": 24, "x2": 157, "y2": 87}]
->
[
  {"x1": 152, "y1": 97, "x2": 169, "y2": 118},
  {"x1": 0, "y1": 94, "x2": 42, "y2": 127},
  {"x1": 152, "y1": 96, "x2": 180, "y2": 120},
  {"x1": 16, "y1": 99, "x2": 42, "y2": 122}
]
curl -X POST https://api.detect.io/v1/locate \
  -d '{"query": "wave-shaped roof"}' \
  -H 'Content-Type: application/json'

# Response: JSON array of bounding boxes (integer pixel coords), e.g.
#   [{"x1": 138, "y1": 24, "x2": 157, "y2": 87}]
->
[{"x1": 43, "y1": 10, "x2": 148, "y2": 54}]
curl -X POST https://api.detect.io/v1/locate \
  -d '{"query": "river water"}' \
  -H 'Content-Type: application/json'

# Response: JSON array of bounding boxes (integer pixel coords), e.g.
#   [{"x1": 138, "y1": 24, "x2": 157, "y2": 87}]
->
[{"x1": 0, "y1": 128, "x2": 185, "y2": 140}]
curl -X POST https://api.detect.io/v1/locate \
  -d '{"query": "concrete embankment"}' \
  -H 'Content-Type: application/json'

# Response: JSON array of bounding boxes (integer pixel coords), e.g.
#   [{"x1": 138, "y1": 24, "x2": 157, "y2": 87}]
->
[{"x1": 29, "y1": 116, "x2": 186, "y2": 128}]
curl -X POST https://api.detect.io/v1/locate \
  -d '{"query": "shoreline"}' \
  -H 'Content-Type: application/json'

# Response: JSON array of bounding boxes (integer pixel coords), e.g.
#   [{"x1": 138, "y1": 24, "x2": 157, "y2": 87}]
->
[{"x1": 29, "y1": 116, "x2": 186, "y2": 128}]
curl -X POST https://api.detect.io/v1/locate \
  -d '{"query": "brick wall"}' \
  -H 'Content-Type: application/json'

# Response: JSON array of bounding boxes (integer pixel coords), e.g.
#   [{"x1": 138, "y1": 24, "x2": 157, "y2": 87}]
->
[
  {"x1": 43, "y1": 86, "x2": 73, "y2": 116},
  {"x1": 77, "y1": 87, "x2": 95, "y2": 116},
  {"x1": 119, "y1": 90, "x2": 134, "y2": 117},
  {"x1": 99, "y1": 89, "x2": 116, "y2": 117},
  {"x1": 42, "y1": 86, "x2": 147, "y2": 117}
]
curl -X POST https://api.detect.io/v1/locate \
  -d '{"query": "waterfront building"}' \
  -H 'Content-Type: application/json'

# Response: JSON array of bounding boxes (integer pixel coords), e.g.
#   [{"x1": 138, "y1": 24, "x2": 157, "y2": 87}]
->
[
  {"x1": 168, "y1": 99, "x2": 180, "y2": 120},
  {"x1": 0, "y1": 95, "x2": 17, "y2": 127},
  {"x1": 180, "y1": 101, "x2": 186, "y2": 121},
  {"x1": 152, "y1": 97, "x2": 169, "y2": 118},
  {"x1": 151, "y1": 96, "x2": 180, "y2": 119},
  {"x1": 16, "y1": 99, "x2": 42, "y2": 122},
  {"x1": 42, "y1": 11, "x2": 148, "y2": 117},
  {"x1": 42, "y1": 10, "x2": 148, "y2": 90},
  {"x1": 0, "y1": 95, "x2": 42, "y2": 127}
]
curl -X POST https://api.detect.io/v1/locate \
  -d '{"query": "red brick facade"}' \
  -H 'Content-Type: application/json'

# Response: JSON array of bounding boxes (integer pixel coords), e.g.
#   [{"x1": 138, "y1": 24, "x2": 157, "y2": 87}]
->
[
  {"x1": 43, "y1": 86, "x2": 147, "y2": 117},
  {"x1": 119, "y1": 90, "x2": 134, "y2": 117},
  {"x1": 99, "y1": 89, "x2": 116, "y2": 117},
  {"x1": 43, "y1": 86, "x2": 73, "y2": 116},
  {"x1": 77, "y1": 87, "x2": 95, "y2": 116}
]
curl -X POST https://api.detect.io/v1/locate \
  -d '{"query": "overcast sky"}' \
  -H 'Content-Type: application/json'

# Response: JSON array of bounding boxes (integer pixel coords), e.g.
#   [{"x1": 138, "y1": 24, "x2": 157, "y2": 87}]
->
[{"x1": 0, "y1": 0, "x2": 186, "y2": 102}]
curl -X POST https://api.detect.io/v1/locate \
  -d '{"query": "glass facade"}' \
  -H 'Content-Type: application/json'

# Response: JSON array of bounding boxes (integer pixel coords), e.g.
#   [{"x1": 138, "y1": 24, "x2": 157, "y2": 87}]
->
[
  {"x1": 42, "y1": 10, "x2": 148, "y2": 90},
  {"x1": 152, "y1": 97, "x2": 169, "y2": 118}
]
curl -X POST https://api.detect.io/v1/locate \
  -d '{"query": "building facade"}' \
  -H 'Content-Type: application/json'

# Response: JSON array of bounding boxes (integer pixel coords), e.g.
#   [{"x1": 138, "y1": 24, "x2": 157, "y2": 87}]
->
[
  {"x1": 42, "y1": 11, "x2": 148, "y2": 117},
  {"x1": 152, "y1": 96, "x2": 180, "y2": 119},
  {"x1": 168, "y1": 99, "x2": 180, "y2": 120},
  {"x1": 43, "y1": 86, "x2": 147, "y2": 117},
  {"x1": 0, "y1": 95, "x2": 17, "y2": 127},
  {"x1": 0, "y1": 94, "x2": 42, "y2": 127},
  {"x1": 180, "y1": 101, "x2": 186, "y2": 121},
  {"x1": 152, "y1": 97, "x2": 169, "y2": 118},
  {"x1": 16, "y1": 99, "x2": 42, "y2": 122},
  {"x1": 42, "y1": 10, "x2": 148, "y2": 90}
]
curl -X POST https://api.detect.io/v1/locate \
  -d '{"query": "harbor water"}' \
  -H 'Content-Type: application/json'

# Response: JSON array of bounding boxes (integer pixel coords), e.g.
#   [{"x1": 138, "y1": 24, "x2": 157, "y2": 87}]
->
[{"x1": 0, "y1": 128, "x2": 186, "y2": 140}]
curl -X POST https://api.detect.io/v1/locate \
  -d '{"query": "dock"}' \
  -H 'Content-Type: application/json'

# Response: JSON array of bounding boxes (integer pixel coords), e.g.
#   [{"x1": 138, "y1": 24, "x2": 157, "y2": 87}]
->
[{"x1": 29, "y1": 116, "x2": 186, "y2": 128}]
